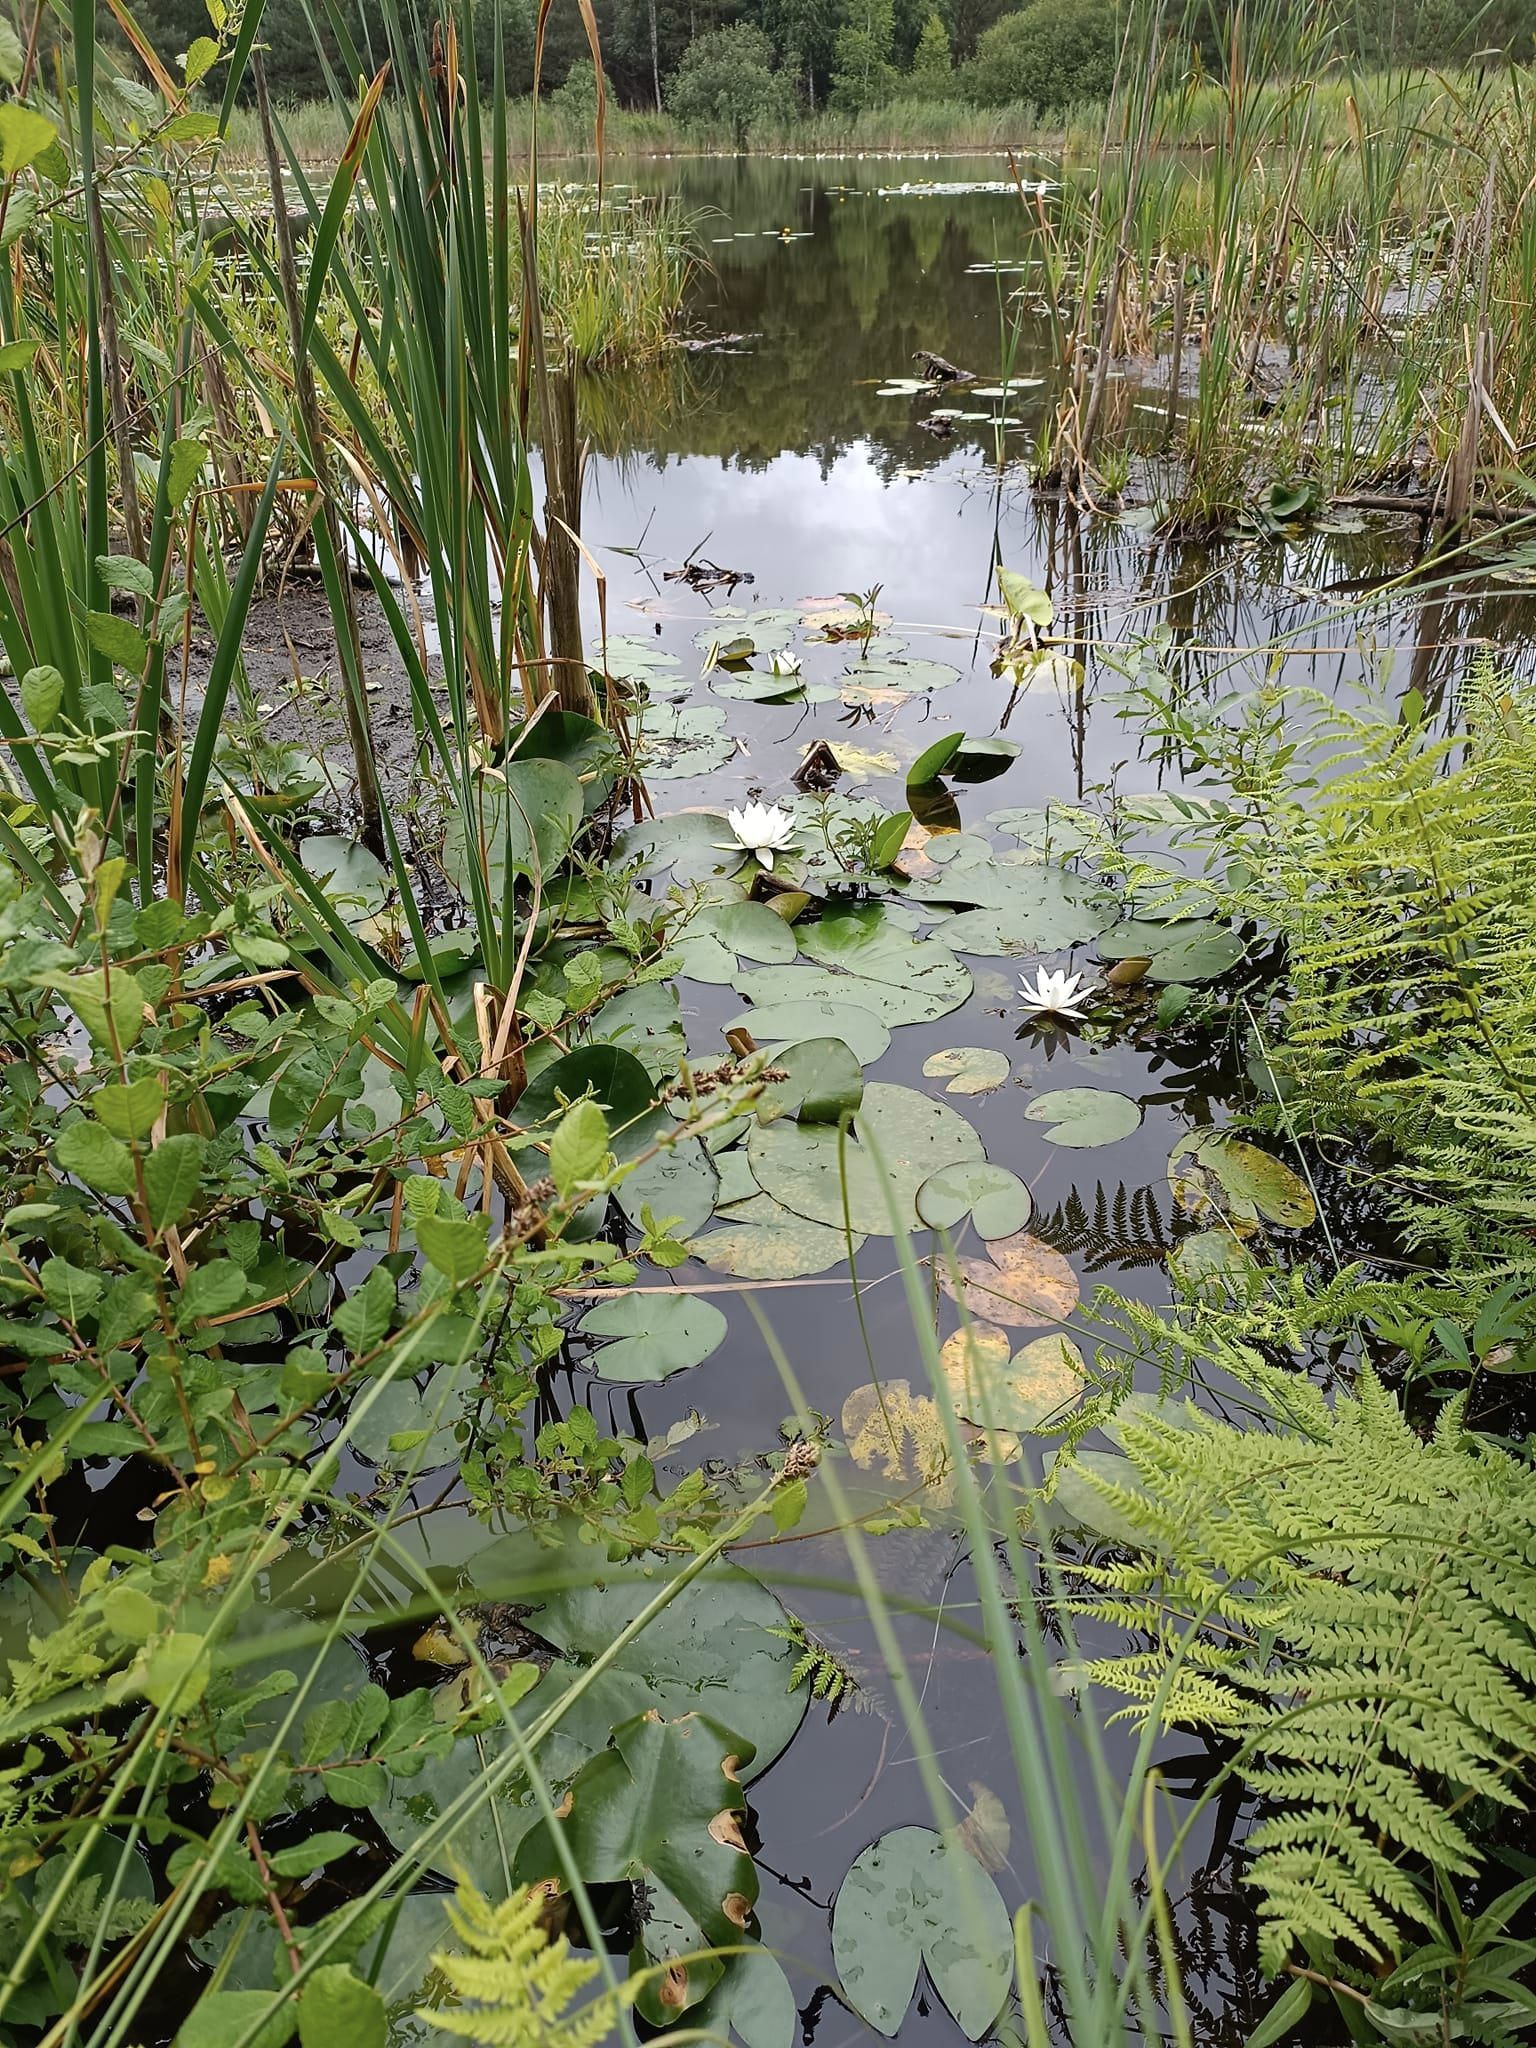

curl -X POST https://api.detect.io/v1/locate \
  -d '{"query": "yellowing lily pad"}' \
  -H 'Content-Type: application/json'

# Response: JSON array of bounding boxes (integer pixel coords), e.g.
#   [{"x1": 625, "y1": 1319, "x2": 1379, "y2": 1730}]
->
[
  {"x1": 941, "y1": 1325, "x2": 1087, "y2": 1433},
  {"x1": 937, "y1": 1230, "x2": 1079, "y2": 1327},
  {"x1": 841, "y1": 1379, "x2": 952, "y2": 1496},
  {"x1": 690, "y1": 1193, "x2": 864, "y2": 1279},
  {"x1": 1167, "y1": 1131, "x2": 1315, "y2": 1231}
]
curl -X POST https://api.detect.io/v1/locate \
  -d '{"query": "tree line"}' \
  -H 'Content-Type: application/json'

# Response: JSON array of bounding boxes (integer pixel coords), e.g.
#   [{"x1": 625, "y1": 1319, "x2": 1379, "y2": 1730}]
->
[{"x1": 133, "y1": 0, "x2": 1536, "y2": 125}]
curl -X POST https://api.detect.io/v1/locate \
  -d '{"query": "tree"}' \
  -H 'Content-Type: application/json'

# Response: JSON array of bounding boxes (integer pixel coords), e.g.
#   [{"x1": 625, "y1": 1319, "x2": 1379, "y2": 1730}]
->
[
  {"x1": 959, "y1": 0, "x2": 1118, "y2": 107},
  {"x1": 666, "y1": 24, "x2": 791, "y2": 147},
  {"x1": 830, "y1": 0, "x2": 897, "y2": 111},
  {"x1": 904, "y1": 11, "x2": 954, "y2": 91}
]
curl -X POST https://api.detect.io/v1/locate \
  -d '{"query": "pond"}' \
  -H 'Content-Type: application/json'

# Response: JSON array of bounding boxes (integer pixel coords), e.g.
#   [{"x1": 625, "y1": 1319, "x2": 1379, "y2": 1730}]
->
[
  {"x1": 447, "y1": 152, "x2": 1524, "y2": 2046},
  {"x1": 33, "y1": 145, "x2": 1536, "y2": 2048}
]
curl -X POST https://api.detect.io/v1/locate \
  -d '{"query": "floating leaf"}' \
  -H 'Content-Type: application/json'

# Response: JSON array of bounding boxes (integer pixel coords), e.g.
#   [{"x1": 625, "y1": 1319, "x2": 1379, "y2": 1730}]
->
[
  {"x1": 922, "y1": 1046, "x2": 1009, "y2": 1096},
  {"x1": 844, "y1": 657, "x2": 961, "y2": 696},
  {"x1": 749, "y1": 1081, "x2": 983, "y2": 1235},
  {"x1": 841, "y1": 1380, "x2": 951, "y2": 1494},
  {"x1": 615, "y1": 811, "x2": 733, "y2": 885},
  {"x1": 690, "y1": 1948, "x2": 797, "y2": 2048},
  {"x1": 937, "y1": 1229, "x2": 1079, "y2": 1327},
  {"x1": 725, "y1": 998, "x2": 890, "y2": 1067},
  {"x1": 941, "y1": 1326, "x2": 1086, "y2": 1432},
  {"x1": 299, "y1": 834, "x2": 389, "y2": 926},
  {"x1": 577, "y1": 1292, "x2": 728, "y2": 1382},
  {"x1": 1145, "y1": 926, "x2": 1246, "y2": 984},
  {"x1": 640, "y1": 703, "x2": 735, "y2": 780},
  {"x1": 1167, "y1": 1131, "x2": 1315, "y2": 1231},
  {"x1": 830, "y1": 1826, "x2": 1012, "y2": 2039},
  {"x1": 754, "y1": 1036, "x2": 863, "y2": 1125},
  {"x1": 349, "y1": 1361, "x2": 469, "y2": 1470},
  {"x1": 691, "y1": 1192, "x2": 864, "y2": 1278},
  {"x1": 440, "y1": 762, "x2": 584, "y2": 895},
  {"x1": 916, "y1": 1161, "x2": 1032, "y2": 1238},
  {"x1": 1025, "y1": 1088, "x2": 1142, "y2": 1148},
  {"x1": 1168, "y1": 1228, "x2": 1262, "y2": 1296},
  {"x1": 516, "y1": 1712, "x2": 755, "y2": 2025}
]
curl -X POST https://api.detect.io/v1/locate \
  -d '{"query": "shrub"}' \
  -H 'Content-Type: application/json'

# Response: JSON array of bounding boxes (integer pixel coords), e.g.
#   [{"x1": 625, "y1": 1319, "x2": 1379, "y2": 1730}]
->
[
  {"x1": 959, "y1": 0, "x2": 1119, "y2": 109},
  {"x1": 665, "y1": 25, "x2": 792, "y2": 148}
]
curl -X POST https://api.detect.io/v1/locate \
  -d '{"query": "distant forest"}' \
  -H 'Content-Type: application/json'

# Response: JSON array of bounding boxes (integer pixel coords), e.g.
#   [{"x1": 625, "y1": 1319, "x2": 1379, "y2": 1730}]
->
[{"x1": 134, "y1": 0, "x2": 1536, "y2": 117}]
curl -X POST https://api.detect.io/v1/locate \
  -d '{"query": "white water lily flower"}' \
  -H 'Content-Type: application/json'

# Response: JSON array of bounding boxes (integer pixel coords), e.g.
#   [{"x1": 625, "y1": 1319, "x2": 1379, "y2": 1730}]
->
[
  {"x1": 767, "y1": 649, "x2": 802, "y2": 677},
  {"x1": 719, "y1": 802, "x2": 797, "y2": 870},
  {"x1": 1018, "y1": 965, "x2": 1090, "y2": 1022}
]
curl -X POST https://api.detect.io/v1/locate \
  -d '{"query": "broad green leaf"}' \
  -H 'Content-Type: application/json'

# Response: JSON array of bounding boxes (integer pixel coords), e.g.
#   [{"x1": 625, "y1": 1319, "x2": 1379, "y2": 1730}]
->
[
  {"x1": 0, "y1": 103, "x2": 57, "y2": 174},
  {"x1": 140, "y1": 1631, "x2": 212, "y2": 1709},
  {"x1": 94, "y1": 1075, "x2": 163, "y2": 1140},
  {"x1": 753, "y1": 1036, "x2": 863, "y2": 1125},
  {"x1": 174, "y1": 1990, "x2": 295, "y2": 2048},
  {"x1": 549, "y1": 1098, "x2": 612, "y2": 1198},
  {"x1": 691, "y1": 1947, "x2": 798, "y2": 2048},
  {"x1": 0, "y1": 336, "x2": 37, "y2": 373},
  {"x1": 66, "y1": 966, "x2": 147, "y2": 1053},
  {"x1": 998, "y1": 567, "x2": 1054, "y2": 627},
  {"x1": 85, "y1": 610, "x2": 149, "y2": 673},
  {"x1": 576, "y1": 1290, "x2": 728, "y2": 1381},
  {"x1": 183, "y1": 34, "x2": 220, "y2": 83},
  {"x1": 414, "y1": 1212, "x2": 491, "y2": 1286},
  {"x1": 738, "y1": 945, "x2": 970, "y2": 1029},
  {"x1": 439, "y1": 761, "x2": 584, "y2": 895},
  {"x1": 748, "y1": 1081, "x2": 983, "y2": 1235},
  {"x1": 55, "y1": 1119, "x2": 137, "y2": 1196},
  {"x1": 1025, "y1": 1088, "x2": 1142, "y2": 1148},
  {"x1": 166, "y1": 437, "x2": 207, "y2": 507},
  {"x1": 20, "y1": 664, "x2": 63, "y2": 733},
  {"x1": 830, "y1": 1825, "x2": 1011, "y2": 2038},
  {"x1": 1168, "y1": 1131, "x2": 1316, "y2": 1231},
  {"x1": 142, "y1": 1134, "x2": 206, "y2": 1229},
  {"x1": 298, "y1": 833, "x2": 388, "y2": 926},
  {"x1": 907, "y1": 731, "x2": 965, "y2": 786},
  {"x1": 297, "y1": 1966, "x2": 385, "y2": 2048}
]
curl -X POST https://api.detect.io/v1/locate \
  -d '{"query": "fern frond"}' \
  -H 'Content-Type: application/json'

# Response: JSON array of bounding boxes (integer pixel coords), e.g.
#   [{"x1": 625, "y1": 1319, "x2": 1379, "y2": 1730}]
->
[
  {"x1": 417, "y1": 1873, "x2": 630, "y2": 2048},
  {"x1": 1063, "y1": 1366, "x2": 1536, "y2": 1974}
]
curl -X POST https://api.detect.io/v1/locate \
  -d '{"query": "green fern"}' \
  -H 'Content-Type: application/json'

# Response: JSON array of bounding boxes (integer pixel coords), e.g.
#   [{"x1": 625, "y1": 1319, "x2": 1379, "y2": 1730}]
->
[
  {"x1": 417, "y1": 1873, "x2": 631, "y2": 2048},
  {"x1": 1064, "y1": 1366, "x2": 1536, "y2": 1977},
  {"x1": 765, "y1": 1617, "x2": 872, "y2": 1715},
  {"x1": 1162, "y1": 677, "x2": 1536, "y2": 1271}
]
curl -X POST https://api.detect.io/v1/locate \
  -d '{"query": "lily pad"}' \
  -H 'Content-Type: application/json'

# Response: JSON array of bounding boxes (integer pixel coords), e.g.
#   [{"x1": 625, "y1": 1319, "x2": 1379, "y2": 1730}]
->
[
  {"x1": 470, "y1": 1534, "x2": 807, "y2": 1781},
  {"x1": 1168, "y1": 1228, "x2": 1262, "y2": 1296},
  {"x1": 512, "y1": 1044, "x2": 661, "y2": 1162},
  {"x1": 604, "y1": 634, "x2": 682, "y2": 680},
  {"x1": 577, "y1": 1292, "x2": 728, "y2": 1382},
  {"x1": 735, "y1": 960, "x2": 968, "y2": 1029},
  {"x1": 922, "y1": 1046, "x2": 1010, "y2": 1096},
  {"x1": 615, "y1": 811, "x2": 733, "y2": 886},
  {"x1": 1145, "y1": 926, "x2": 1246, "y2": 984},
  {"x1": 940, "y1": 1326, "x2": 1086, "y2": 1432},
  {"x1": 510, "y1": 709, "x2": 623, "y2": 816},
  {"x1": 843, "y1": 657, "x2": 962, "y2": 694},
  {"x1": 690, "y1": 1949, "x2": 797, "y2": 2048},
  {"x1": 516, "y1": 1711, "x2": 755, "y2": 2024},
  {"x1": 299, "y1": 833, "x2": 388, "y2": 926},
  {"x1": 615, "y1": 1135, "x2": 720, "y2": 1238},
  {"x1": 754, "y1": 1036, "x2": 864, "y2": 1125},
  {"x1": 673, "y1": 900, "x2": 799, "y2": 985},
  {"x1": 691, "y1": 1192, "x2": 864, "y2": 1278},
  {"x1": 1025, "y1": 1088, "x2": 1142, "y2": 1148},
  {"x1": 937, "y1": 1229, "x2": 1080, "y2": 1327},
  {"x1": 439, "y1": 761, "x2": 585, "y2": 896},
  {"x1": 724, "y1": 998, "x2": 891, "y2": 1067},
  {"x1": 349, "y1": 1360, "x2": 470, "y2": 1470},
  {"x1": 916, "y1": 1161, "x2": 1032, "y2": 1238},
  {"x1": 640, "y1": 704, "x2": 736, "y2": 780},
  {"x1": 1168, "y1": 1131, "x2": 1316, "y2": 1231},
  {"x1": 591, "y1": 981, "x2": 686, "y2": 1080},
  {"x1": 748, "y1": 1081, "x2": 983, "y2": 1235},
  {"x1": 830, "y1": 1826, "x2": 1012, "y2": 2039}
]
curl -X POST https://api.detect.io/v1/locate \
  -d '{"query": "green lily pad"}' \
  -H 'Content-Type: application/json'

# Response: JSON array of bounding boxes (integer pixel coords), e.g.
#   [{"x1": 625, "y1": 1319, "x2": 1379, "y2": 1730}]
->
[
  {"x1": 748, "y1": 1081, "x2": 983, "y2": 1235},
  {"x1": 640, "y1": 704, "x2": 736, "y2": 780},
  {"x1": 843, "y1": 657, "x2": 961, "y2": 695},
  {"x1": 948, "y1": 736, "x2": 1021, "y2": 782},
  {"x1": 1025, "y1": 1088, "x2": 1142, "y2": 1148},
  {"x1": 603, "y1": 633, "x2": 682, "y2": 679},
  {"x1": 691, "y1": 1192, "x2": 865, "y2": 1278},
  {"x1": 516, "y1": 1711, "x2": 755, "y2": 2024},
  {"x1": 349, "y1": 1360, "x2": 471, "y2": 1470},
  {"x1": 299, "y1": 833, "x2": 388, "y2": 926},
  {"x1": 922, "y1": 1046, "x2": 1010, "y2": 1096},
  {"x1": 690, "y1": 1949, "x2": 797, "y2": 2048},
  {"x1": 1145, "y1": 926, "x2": 1246, "y2": 984},
  {"x1": 734, "y1": 962, "x2": 967, "y2": 1029},
  {"x1": 614, "y1": 811, "x2": 733, "y2": 885},
  {"x1": 674, "y1": 900, "x2": 799, "y2": 984},
  {"x1": 724, "y1": 998, "x2": 891, "y2": 1067},
  {"x1": 615, "y1": 1135, "x2": 720, "y2": 1237},
  {"x1": 754, "y1": 1036, "x2": 864, "y2": 1125},
  {"x1": 512, "y1": 1044, "x2": 661, "y2": 1162},
  {"x1": 590, "y1": 981, "x2": 686, "y2": 1080},
  {"x1": 439, "y1": 761, "x2": 585, "y2": 896},
  {"x1": 509, "y1": 709, "x2": 623, "y2": 816},
  {"x1": 916, "y1": 1160, "x2": 1032, "y2": 1237},
  {"x1": 1168, "y1": 1228, "x2": 1262, "y2": 1296},
  {"x1": 830, "y1": 1825, "x2": 1012, "y2": 2039},
  {"x1": 577, "y1": 1291, "x2": 728, "y2": 1382}
]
